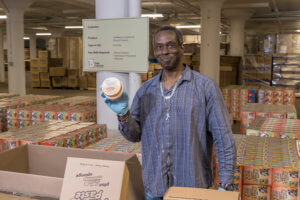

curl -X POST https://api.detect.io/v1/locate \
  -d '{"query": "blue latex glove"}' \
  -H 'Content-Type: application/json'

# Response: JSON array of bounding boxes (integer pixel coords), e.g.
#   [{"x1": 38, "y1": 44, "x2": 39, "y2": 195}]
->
[
  {"x1": 218, "y1": 187, "x2": 226, "y2": 191},
  {"x1": 100, "y1": 87, "x2": 129, "y2": 116}
]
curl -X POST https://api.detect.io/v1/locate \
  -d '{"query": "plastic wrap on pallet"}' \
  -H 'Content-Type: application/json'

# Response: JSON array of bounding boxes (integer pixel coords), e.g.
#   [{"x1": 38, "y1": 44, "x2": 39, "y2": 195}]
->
[{"x1": 242, "y1": 54, "x2": 272, "y2": 87}]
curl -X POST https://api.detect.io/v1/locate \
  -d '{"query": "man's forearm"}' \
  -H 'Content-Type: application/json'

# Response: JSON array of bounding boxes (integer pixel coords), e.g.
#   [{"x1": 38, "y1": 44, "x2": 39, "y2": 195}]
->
[{"x1": 118, "y1": 111, "x2": 142, "y2": 142}]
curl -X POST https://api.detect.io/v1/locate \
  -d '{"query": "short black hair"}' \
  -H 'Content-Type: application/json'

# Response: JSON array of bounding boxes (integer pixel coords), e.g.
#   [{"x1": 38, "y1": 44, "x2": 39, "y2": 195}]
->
[{"x1": 152, "y1": 26, "x2": 183, "y2": 47}]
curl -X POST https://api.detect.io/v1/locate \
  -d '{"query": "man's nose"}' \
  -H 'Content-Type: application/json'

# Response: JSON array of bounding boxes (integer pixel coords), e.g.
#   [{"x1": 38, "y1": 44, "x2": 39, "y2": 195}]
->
[{"x1": 162, "y1": 45, "x2": 169, "y2": 54}]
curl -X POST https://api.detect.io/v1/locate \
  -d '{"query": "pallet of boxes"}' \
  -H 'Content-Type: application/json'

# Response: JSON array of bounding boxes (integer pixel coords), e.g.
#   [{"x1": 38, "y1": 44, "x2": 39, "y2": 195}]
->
[
  {"x1": 30, "y1": 50, "x2": 64, "y2": 88},
  {"x1": 79, "y1": 72, "x2": 96, "y2": 90}
]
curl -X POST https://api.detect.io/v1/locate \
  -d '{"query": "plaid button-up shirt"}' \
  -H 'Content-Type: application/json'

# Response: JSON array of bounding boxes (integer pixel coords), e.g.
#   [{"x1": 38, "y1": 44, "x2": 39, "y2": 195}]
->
[{"x1": 119, "y1": 66, "x2": 236, "y2": 197}]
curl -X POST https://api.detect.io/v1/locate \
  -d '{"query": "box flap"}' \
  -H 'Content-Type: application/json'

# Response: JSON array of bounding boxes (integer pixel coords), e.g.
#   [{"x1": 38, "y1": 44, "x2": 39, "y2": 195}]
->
[
  {"x1": 27, "y1": 144, "x2": 134, "y2": 177},
  {"x1": 0, "y1": 145, "x2": 28, "y2": 173},
  {"x1": 0, "y1": 170, "x2": 62, "y2": 198},
  {"x1": 125, "y1": 156, "x2": 144, "y2": 200},
  {"x1": 164, "y1": 187, "x2": 240, "y2": 200}
]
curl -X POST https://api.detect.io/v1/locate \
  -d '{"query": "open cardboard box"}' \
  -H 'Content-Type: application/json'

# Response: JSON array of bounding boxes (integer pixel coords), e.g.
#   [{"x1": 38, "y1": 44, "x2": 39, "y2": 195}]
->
[
  {"x1": 0, "y1": 144, "x2": 144, "y2": 199},
  {"x1": 164, "y1": 187, "x2": 240, "y2": 200}
]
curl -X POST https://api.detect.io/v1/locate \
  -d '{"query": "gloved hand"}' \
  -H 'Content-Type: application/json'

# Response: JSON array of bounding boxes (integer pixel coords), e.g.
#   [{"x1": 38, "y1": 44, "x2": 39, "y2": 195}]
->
[
  {"x1": 100, "y1": 87, "x2": 129, "y2": 116},
  {"x1": 218, "y1": 187, "x2": 226, "y2": 191}
]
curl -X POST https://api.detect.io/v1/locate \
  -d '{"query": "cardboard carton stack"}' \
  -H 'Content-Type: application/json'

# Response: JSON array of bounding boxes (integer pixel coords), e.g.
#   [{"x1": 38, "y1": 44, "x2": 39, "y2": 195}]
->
[
  {"x1": 222, "y1": 85, "x2": 295, "y2": 120},
  {"x1": 141, "y1": 63, "x2": 162, "y2": 82},
  {"x1": 0, "y1": 121, "x2": 107, "y2": 152},
  {"x1": 215, "y1": 135, "x2": 299, "y2": 200},
  {"x1": 30, "y1": 50, "x2": 64, "y2": 88},
  {"x1": 221, "y1": 85, "x2": 258, "y2": 120},
  {"x1": 45, "y1": 96, "x2": 96, "y2": 106},
  {"x1": 297, "y1": 140, "x2": 300, "y2": 158},
  {"x1": 7, "y1": 104, "x2": 96, "y2": 129},
  {"x1": 240, "y1": 103, "x2": 297, "y2": 133},
  {"x1": 85, "y1": 134, "x2": 142, "y2": 162},
  {"x1": 246, "y1": 117, "x2": 300, "y2": 139},
  {"x1": 0, "y1": 95, "x2": 62, "y2": 132}
]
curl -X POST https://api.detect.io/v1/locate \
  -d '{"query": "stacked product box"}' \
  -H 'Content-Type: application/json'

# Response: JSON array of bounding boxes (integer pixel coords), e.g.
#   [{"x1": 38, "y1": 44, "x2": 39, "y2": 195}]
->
[
  {"x1": 246, "y1": 117, "x2": 300, "y2": 139},
  {"x1": 221, "y1": 85, "x2": 258, "y2": 120},
  {"x1": 0, "y1": 121, "x2": 107, "y2": 152},
  {"x1": 297, "y1": 140, "x2": 300, "y2": 158},
  {"x1": 258, "y1": 86, "x2": 295, "y2": 105},
  {"x1": 240, "y1": 103, "x2": 297, "y2": 133},
  {"x1": 45, "y1": 96, "x2": 96, "y2": 106},
  {"x1": 0, "y1": 93, "x2": 18, "y2": 99},
  {"x1": 214, "y1": 164, "x2": 243, "y2": 193},
  {"x1": 220, "y1": 135, "x2": 299, "y2": 200},
  {"x1": 85, "y1": 134, "x2": 142, "y2": 162},
  {"x1": 0, "y1": 95, "x2": 62, "y2": 132},
  {"x1": 7, "y1": 104, "x2": 96, "y2": 130},
  {"x1": 221, "y1": 85, "x2": 296, "y2": 120}
]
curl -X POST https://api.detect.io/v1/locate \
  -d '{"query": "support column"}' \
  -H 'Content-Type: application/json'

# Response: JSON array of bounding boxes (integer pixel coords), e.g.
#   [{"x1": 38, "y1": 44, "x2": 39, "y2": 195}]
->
[
  {"x1": 29, "y1": 35, "x2": 37, "y2": 59},
  {"x1": 199, "y1": 0, "x2": 224, "y2": 85},
  {"x1": 2, "y1": 0, "x2": 34, "y2": 95},
  {"x1": 96, "y1": 0, "x2": 142, "y2": 131},
  {"x1": 0, "y1": 27, "x2": 5, "y2": 82},
  {"x1": 128, "y1": 0, "x2": 142, "y2": 105},
  {"x1": 223, "y1": 9, "x2": 254, "y2": 56}
]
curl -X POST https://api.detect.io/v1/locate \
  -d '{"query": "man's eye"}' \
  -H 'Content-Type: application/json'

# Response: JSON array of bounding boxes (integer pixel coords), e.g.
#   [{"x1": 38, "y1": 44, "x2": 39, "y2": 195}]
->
[
  {"x1": 168, "y1": 43, "x2": 176, "y2": 49},
  {"x1": 155, "y1": 45, "x2": 162, "y2": 50}
]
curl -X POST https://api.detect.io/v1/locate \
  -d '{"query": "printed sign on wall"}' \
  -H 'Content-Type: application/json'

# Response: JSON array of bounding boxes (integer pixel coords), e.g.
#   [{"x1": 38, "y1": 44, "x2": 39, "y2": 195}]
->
[{"x1": 83, "y1": 18, "x2": 149, "y2": 73}]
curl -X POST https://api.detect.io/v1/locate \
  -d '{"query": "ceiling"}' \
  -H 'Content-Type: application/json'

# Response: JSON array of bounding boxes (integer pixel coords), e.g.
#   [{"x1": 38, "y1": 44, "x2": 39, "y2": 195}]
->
[{"x1": 0, "y1": 0, "x2": 300, "y2": 37}]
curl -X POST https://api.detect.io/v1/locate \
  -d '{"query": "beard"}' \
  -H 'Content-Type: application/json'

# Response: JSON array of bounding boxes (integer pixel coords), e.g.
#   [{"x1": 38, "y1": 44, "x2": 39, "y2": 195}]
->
[{"x1": 157, "y1": 53, "x2": 182, "y2": 71}]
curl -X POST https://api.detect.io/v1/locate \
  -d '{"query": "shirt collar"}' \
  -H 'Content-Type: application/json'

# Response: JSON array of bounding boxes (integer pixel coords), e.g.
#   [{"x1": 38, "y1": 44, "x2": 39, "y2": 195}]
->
[{"x1": 153, "y1": 64, "x2": 192, "y2": 87}]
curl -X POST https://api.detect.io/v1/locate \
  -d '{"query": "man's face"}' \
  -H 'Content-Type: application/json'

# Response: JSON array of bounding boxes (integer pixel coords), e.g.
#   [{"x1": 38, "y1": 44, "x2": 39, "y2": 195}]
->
[{"x1": 153, "y1": 30, "x2": 183, "y2": 71}]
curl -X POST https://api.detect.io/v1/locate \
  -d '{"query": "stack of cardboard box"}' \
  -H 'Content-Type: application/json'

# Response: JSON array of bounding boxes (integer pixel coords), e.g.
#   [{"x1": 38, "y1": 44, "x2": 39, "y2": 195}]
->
[
  {"x1": 0, "y1": 121, "x2": 107, "y2": 152},
  {"x1": 30, "y1": 50, "x2": 64, "y2": 88},
  {"x1": 7, "y1": 104, "x2": 96, "y2": 129},
  {"x1": 85, "y1": 134, "x2": 142, "y2": 162},
  {"x1": 246, "y1": 117, "x2": 300, "y2": 139},
  {"x1": 240, "y1": 103, "x2": 297, "y2": 133},
  {"x1": 0, "y1": 95, "x2": 62, "y2": 132},
  {"x1": 215, "y1": 135, "x2": 299, "y2": 200}
]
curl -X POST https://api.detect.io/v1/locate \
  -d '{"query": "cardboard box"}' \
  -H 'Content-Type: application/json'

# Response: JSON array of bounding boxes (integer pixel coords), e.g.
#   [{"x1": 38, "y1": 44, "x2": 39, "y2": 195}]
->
[
  {"x1": 49, "y1": 67, "x2": 66, "y2": 77},
  {"x1": 0, "y1": 192, "x2": 36, "y2": 199},
  {"x1": 0, "y1": 144, "x2": 144, "y2": 199},
  {"x1": 164, "y1": 187, "x2": 240, "y2": 200},
  {"x1": 48, "y1": 58, "x2": 63, "y2": 67},
  {"x1": 52, "y1": 77, "x2": 62, "y2": 87},
  {"x1": 30, "y1": 59, "x2": 39, "y2": 71},
  {"x1": 40, "y1": 79, "x2": 51, "y2": 88},
  {"x1": 39, "y1": 72, "x2": 49, "y2": 80},
  {"x1": 61, "y1": 77, "x2": 68, "y2": 87},
  {"x1": 30, "y1": 72, "x2": 39, "y2": 80},
  {"x1": 67, "y1": 69, "x2": 78, "y2": 78},
  {"x1": 79, "y1": 76, "x2": 88, "y2": 89},
  {"x1": 87, "y1": 76, "x2": 96, "y2": 88},
  {"x1": 68, "y1": 77, "x2": 78, "y2": 88},
  {"x1": 31, "y1": 80, "x2": 40, "y2": 88},
  {"x1": 38, "y1": 50, "x2": 49, "y2": 59}
]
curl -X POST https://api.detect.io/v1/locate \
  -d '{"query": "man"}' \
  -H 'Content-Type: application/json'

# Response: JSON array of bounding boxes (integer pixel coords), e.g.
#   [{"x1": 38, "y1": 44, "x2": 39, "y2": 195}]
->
[{"x1": 101, "y1": 26, "x2": 236, "y2": 199}]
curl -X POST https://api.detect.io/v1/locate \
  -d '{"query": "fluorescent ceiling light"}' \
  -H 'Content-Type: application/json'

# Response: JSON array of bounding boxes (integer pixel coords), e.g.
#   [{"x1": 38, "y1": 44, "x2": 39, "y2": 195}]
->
[
  {"x1": 23, "y1": 37, "x2": 30, "y2": 40},
  {"x1": 141, "y1": 14, "x2": 163, "y2": 18},
  {"x1": 296, "y1": 30, "x2": 300, "y2": 32},
  {"x1": 35, "y1": 33, "x2": 52, "y2": 36},
  {"x1": 176, "y1": 25, "x2": 201, "y2": 29},
  {"x1": 31, "y1": 26, "x2": 48, "y2": 30},
  {"x1": 65, "y1": 26, "x2": 83, "y2": 29},
  {"x1": 0, "y1": 15, "x2": 7, "y2": 19}
]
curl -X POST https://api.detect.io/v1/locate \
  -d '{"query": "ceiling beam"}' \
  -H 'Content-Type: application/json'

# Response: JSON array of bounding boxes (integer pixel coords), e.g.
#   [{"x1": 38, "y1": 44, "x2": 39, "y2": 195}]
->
[{"x1": 166, "y1": 0, "x2": 200, "y2": 16}]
